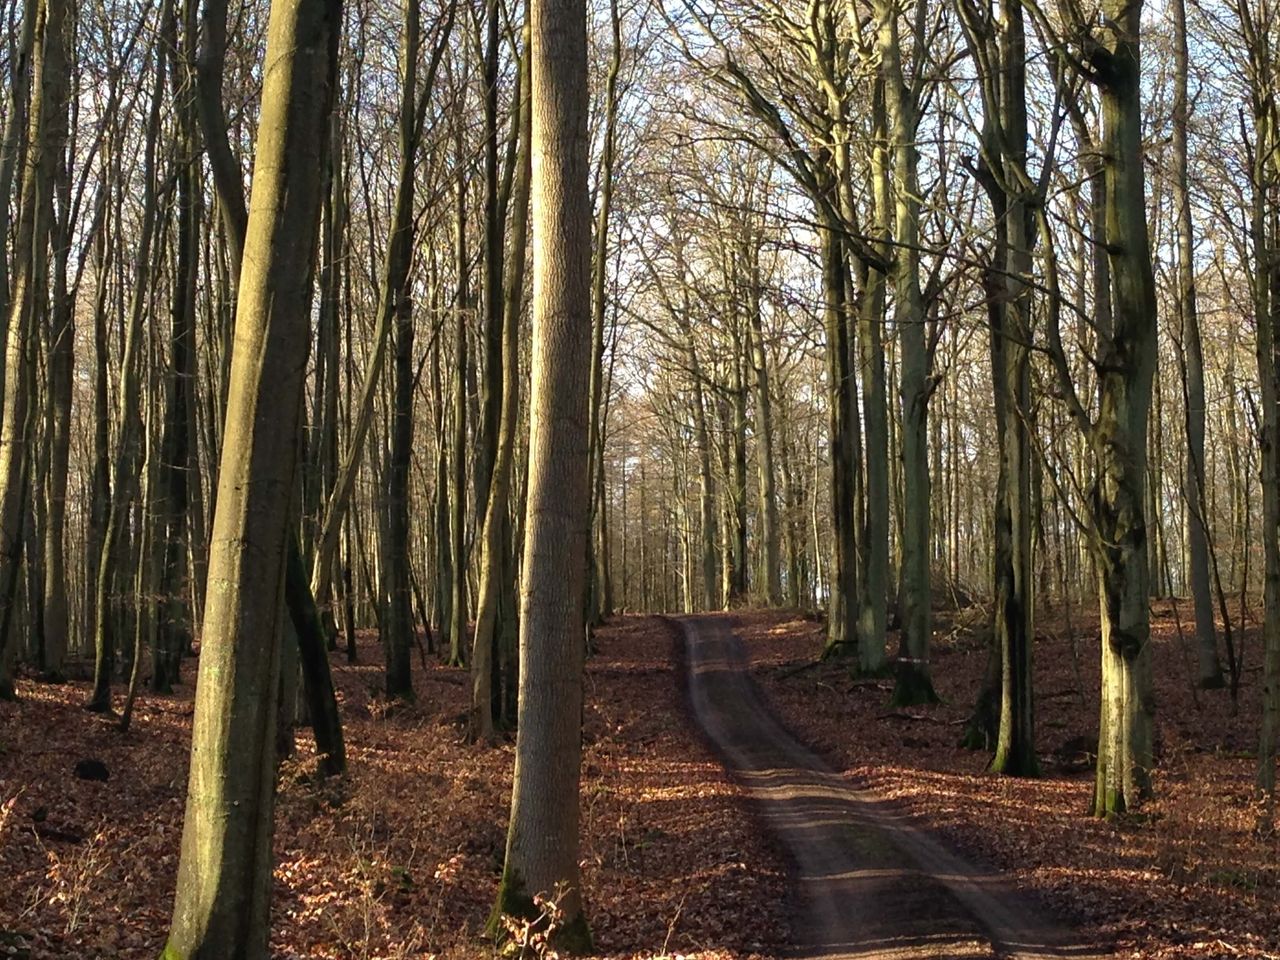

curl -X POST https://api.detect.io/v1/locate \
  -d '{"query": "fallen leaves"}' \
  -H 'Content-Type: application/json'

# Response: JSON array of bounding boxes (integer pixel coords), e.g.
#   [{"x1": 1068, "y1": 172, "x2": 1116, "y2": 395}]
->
[
  {"x1": 0, "y1": 616, "x2": 786, "y2": 959},
  {"x1": 734, "y1": 605, "x2": 1280, "y2": 960}
]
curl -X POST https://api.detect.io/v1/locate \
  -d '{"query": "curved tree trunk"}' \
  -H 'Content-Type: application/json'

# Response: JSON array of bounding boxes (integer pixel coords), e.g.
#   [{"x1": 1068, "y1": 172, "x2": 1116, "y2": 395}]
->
[{"x1": 163, "y1": 0, "x2": 341, "y2": 951}]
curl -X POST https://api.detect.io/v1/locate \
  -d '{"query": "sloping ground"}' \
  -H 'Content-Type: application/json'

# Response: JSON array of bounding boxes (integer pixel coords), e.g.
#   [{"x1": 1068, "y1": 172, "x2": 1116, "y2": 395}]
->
[
  {"x1": 0, "y1": 616, "x2": 786, "y2": 959},
  {"x1": 680, "y1": 614, "x2": 1108, "y2": 960},
  {"x1": 733, "y1": 607, "x2": 1280, "y2": 960}
]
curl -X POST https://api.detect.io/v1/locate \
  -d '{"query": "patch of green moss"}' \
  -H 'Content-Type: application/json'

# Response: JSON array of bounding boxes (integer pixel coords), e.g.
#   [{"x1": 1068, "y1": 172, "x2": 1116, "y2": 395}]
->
[{"x1": 487, "y1": 869, "x2": 594, "y2": 955}]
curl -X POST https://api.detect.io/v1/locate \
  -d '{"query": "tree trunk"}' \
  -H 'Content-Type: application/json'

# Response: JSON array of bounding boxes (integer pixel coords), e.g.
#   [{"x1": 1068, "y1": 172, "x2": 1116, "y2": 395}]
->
[
  {"x1": 473, "y1": 23, "x2": 530, "y2": 740},
  {"x1": 0, "y1": 0, "x2": 67, "y2": 699},
  {"x1": 1089, "y1": 0, "x2": 1158, "y2": 815},
  {"x1": 163, "y1": 0, "x2": 340, "y2": 951},
  {"x1": 747, "y1": 244, "x2": 780, "y2": 605},
  {"x1": 493, "y1": 0, "x2": 593, "y2": 943},
  {"x1": 1172, "y1": 0, "x2": 1222, "y2": 689},
  {"x1": 448, "y1": 124, "x2": 470, "y2": 668},
  {"x1": 88, "y1": 9, "x2": 168, "y2": 712},
  {"x1": 819, "y1": 207, "x2": 857, "y2": 657},
  {"x1": 856, "y1": 79, "x2": 891, "y2": 676},
  {"x1": 380, "y1": 0, "x2": 423, "y2": 701},
  {"x1": 876, "y1": 0, "x2": 936, "y2": 705}
]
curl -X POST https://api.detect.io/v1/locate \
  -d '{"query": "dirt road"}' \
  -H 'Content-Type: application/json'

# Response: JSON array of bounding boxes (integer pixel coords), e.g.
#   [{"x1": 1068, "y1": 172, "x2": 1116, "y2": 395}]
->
[{"x1": 678, "y1": 615, "x2": 1109, "y2": 960}]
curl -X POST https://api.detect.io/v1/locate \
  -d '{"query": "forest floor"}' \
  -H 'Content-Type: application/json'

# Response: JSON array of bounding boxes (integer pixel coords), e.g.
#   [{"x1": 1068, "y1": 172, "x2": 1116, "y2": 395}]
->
[
  {"x1": 0, "y1": 617, "x2": 787, "y2": 959},
  {"x1": 736, "y1": 604, "x2": 1280, "y2": 959},
  {"x1": 680, "y1": 612, "x2": 1108, "y2": 959},
  {"x1": 0, "y1": 604, "x2": 1276, "y2": 958}
]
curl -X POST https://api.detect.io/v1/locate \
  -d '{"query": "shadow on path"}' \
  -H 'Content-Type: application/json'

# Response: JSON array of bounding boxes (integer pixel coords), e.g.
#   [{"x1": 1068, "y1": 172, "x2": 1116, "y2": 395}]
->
[{"x1": 677, "y1": 615, "x2": 1110, "y2": 960}]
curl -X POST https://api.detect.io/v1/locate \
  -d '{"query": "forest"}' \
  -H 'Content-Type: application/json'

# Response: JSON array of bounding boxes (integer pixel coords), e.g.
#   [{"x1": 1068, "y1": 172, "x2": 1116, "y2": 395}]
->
[{"x1": 0, "y1": 0, "x2": 1279, "y2": 954}]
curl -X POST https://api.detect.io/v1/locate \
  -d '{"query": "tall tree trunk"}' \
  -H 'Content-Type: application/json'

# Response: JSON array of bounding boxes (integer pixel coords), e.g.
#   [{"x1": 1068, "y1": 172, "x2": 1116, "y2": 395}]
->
[
  {"x1": 308, "y1": 5, "x2": 454, "y2": 620},
  {"x1": 1088, "y1": 0, "x2": 1159, "y2": 815},
  {"x1": 1252, "y1": 49, "x2": 1280, "y2": 794},
  {"x1": 380, "y1": 0, "x2": 423, "y2": 701},
  {"x1": 448, "y1": 120, "x2": 470, "y2": 668},
  {"x1": 856, "y1": 78, "x2": 891, "y2": 675},
  {"x1": 40, "y1": 0, "x2": 75, "y2": 680},
  {"x1": 1172, "y1": 0, "x2": 1222, "y2": 689},
  {"x1": 747, "y1": 242, "x2": 780, "y2": 605},
  {"x1": 877, "y1": 0, "x2": 936, "y2": 706},
  {"x1": 0, "y1": 0, "x2": 68, "y2": 699},
  {"x1": 0, "y1": 0, "x2": 38, "y2": 356},
  {"x1": 153, "y1": 0, "x2": 201, "y2": 693},
  {"x1": 585, "y1": 0, "x2": 622, "y2": 627},
  {"x1": 88, "y1": 8, "x2": 168, "y2": 712},
  {"x1": 163, "y1": 0, "x2": 340, "y2": 951},
  {"x1": 493, "y1": 0, "x2": 592, "y2": 943},
  {"x1": 473, "y1": 23, "x2": 530, "y2": 740},
  {"x1": 819, "y1": 206, "x2": 857, "y2": 657}
]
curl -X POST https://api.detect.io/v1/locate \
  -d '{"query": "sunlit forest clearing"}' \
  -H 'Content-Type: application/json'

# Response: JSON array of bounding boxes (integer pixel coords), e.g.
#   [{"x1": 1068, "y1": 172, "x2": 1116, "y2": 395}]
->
[{"x1": 0, "y1": 0, "x2": 1279, "y2": 955}]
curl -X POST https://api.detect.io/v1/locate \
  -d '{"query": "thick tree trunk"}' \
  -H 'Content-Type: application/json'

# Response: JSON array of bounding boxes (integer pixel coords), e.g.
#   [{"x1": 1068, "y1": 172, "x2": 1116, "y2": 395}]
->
[
  {"x1": 1089, "y1": 0, "x2": 1158, "y2": 815},
  {"x1": 956, "y1": 0, "x2": 1038, "y2": 773},
  {"x1": 493, "y1": 0, "x2": 592, "y2": 943},
  {"x1": 163, "y1": 0, "x2": 340, "y2": 952}
]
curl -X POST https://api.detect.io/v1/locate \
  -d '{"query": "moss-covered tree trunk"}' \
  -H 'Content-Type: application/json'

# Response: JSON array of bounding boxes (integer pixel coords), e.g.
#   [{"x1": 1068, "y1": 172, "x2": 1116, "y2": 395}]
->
[
  {"x1": 162, "y1": 0, "x2": 340, "y2": 952},
  {"x1": 957, "y1": 0, "x2": 1038, "y2": 774},
  {"x1": 877, "y1": 0, "x2": 936, "y2": 706},
  {"x1": 1089, "y1": 0, "x2": 1158, "y2": 815}
]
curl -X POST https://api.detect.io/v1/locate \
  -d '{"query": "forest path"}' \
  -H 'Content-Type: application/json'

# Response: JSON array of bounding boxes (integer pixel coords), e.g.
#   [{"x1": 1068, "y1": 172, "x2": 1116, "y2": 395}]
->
[{"x1": 677, "y1": 614, "x2": 1110, "y2": 960}]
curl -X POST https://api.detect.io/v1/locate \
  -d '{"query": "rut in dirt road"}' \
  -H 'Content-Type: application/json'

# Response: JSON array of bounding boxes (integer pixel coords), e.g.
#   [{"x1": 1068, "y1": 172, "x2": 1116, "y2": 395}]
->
[{"x1": 678, "y1": 615, "x2": 1110, "y2": 960}]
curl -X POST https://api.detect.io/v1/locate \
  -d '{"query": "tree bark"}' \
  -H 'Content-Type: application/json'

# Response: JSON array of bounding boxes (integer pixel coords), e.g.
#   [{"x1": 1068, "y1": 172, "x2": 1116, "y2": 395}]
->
[
  {"x1": 0, "y1": 0, "x2": 68, "y2": 699},
  {"x1": 493, "y1": 0, "x2": 593, "y2": 943},
  {"x1": 1172, "y1": 0, "x2": 1223, "y2": 690},
  {"x1": 163, "y1": 0, "x2": 340, "y2": 951},
  {"x1": 473, "y1": 23, "x2": 530, "y2": 740}
]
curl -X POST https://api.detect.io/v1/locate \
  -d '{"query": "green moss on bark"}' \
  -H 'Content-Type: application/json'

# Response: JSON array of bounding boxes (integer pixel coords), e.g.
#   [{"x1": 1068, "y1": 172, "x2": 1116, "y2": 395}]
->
[{"x1": 487, "y1": 869, "x2": 593, "y2": 955}]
